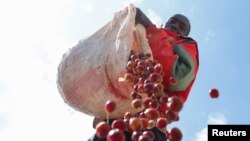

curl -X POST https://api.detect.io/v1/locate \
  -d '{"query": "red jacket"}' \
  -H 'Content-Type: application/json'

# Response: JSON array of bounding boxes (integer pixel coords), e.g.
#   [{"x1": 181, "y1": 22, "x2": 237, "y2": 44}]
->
[{"x1": 146, "y1": 24, "x2": 199, "y2": 102}]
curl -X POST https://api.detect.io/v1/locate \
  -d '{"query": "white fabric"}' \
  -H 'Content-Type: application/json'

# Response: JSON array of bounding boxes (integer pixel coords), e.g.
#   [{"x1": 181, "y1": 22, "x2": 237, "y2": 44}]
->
[{"x1": 57, "y1": 4, "x2": 152, "y2": 118}]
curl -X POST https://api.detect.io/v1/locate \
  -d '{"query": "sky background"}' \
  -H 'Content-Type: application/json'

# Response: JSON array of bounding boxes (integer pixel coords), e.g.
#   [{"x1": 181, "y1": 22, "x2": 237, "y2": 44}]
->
[{"x1": 0, "y1": 0, "x2": 250, "y2": 141}]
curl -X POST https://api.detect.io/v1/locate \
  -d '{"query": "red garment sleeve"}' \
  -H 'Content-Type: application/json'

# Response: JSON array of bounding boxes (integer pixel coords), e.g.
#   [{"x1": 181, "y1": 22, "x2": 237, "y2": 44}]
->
[{"x1": 146, "y1": 24, "x2": 158, "y2": 33}]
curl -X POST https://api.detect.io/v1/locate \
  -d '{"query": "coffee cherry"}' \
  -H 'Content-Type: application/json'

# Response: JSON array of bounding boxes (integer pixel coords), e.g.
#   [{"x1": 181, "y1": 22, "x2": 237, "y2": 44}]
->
[
  {"x1": 149, "y1": 100, "x2": 159, "y2": 109},
  {"x1": 112, "y1": 119, "x2": 126, "y2": 131},
  {"x1": 135, "y1": 65, "x2": 144, "y2": 74},
  {"x1": 156, "y1": 117, "x2": 168, "y2": 129},
  {"x1": 138, "y1": 134, "x2": 153, "y2": 141},
  {"x1": 170, "y1": 127, "x2": 182, "y2": 141},
  {"x1": 140, "y1": 118, "x2": 149, "y2": 129},
  {"x1": 143, "y1": 98, "x2": 151, "y2": 108},
  {"x1": 131, "y1": 131, "x2": 142, "y2": 141},
  {"x1": 132, "y1": 99, "x2": 143, "y2": 109},
  {"x1": 154, "y1": 63, "x2": 163, "y2": 73},
  {"x1": 131, "y1": 91, "x2": 139, "y2": 99},
  {"x1": 95, "y1": 121, "x2": 111, "y2": 139},
  {"x1": 149, "y1": 73, "x2": 163, "y2": 83},
  {"x1": 107, "y1": 128, "x2": 125, "y2": 141},
  {"x1": 124, "y1": 112, "x2": 133, "y2": 119},
  {"x1": 159, "y1": 96, "x2": 168, "y2": 103},
  {"x1": 165, "y1": 110, "x2": 178, "y2": 122},
  {"x1": 105, "y1": 100, "x2": 116, "y2": 113},
  {"x1": 167, "y1": 96, "x2": 183, "y2": 112},
  {"x1": 146, "y1": 66, "x2": 155, "y2": 73},
  {"x1": 154, "y1": 83, "x2": 164, "y2": 96},
  {"x1": 144, "y1": 108, "x2": 159, "y2": 120},
  {"x1": 127, "y1": 61, "x2": 136, "y2": 70},
  {"x1": 169, "y1": 76, "x2": 177, "y2": 86},
  {"x1": 147, "y1": 120, "x2": 155, "y2": 129},
  {"x1": 209, "y1": 88, "x2": 219, "y2": 98},
  {"x1": 143, "y1": 83, "x2": 155, "y2": 94},
  {"x1": 142, "y1": 130, "x2": 155, "y2": 141},
  {"x1": 129, "y1": 117, "x2": 143, "y2": 131}
]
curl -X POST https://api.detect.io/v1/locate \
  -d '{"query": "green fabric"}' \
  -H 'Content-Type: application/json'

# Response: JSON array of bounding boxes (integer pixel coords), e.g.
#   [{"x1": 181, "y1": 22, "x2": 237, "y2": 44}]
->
[{"x1": 169, "y1": 45, "x2": 195, "y2": 91}]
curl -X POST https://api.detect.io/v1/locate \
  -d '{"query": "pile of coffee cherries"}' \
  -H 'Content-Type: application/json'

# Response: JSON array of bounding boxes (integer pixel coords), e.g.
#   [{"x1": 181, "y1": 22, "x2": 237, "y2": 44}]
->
[{"x1": 96, "y1": 50, "x2": 183, "y2": 141}]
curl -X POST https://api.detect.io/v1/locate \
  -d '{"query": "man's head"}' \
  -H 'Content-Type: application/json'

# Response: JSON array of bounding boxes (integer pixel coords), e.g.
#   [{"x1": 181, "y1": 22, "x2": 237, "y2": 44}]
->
[{"x1": 164, "y1": 14, "x2": 191, "y2": 36}]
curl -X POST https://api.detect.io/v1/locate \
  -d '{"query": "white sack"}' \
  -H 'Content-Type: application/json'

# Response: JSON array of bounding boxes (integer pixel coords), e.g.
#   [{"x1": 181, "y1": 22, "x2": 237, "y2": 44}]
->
[{"x1": 57, "y1": 4, "x2": 152, "y2": 119}]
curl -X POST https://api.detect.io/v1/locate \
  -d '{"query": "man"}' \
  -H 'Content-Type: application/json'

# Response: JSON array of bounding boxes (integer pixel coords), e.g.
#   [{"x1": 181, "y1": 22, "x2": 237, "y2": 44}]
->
[
  {"x1": 89, "y1": 8, "x2": 199, "y2": 141},
  {"x1": 136, "y1": 8, "x2": 199, "y2": 103}
]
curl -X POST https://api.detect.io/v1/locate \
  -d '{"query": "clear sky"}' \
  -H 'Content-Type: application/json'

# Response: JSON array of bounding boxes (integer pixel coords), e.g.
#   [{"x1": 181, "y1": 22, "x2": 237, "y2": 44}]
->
[{"x1": 1, "y1": 0, "x2": 250, "y2": 141}]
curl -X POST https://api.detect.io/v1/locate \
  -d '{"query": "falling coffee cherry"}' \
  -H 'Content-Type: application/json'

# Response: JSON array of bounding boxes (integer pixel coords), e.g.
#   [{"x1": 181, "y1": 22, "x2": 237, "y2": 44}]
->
[
  {"x1": 167, "y1": 96, "x2": 183, "y2": 112},
  {"x1": 129, "y1": 117, "x2": 143, "y2": 131},
  {"x1": 209, "y1": 88, "x2": 219, "y2": 99},
  {"x1": 156, "y1": 117, "x2": 168, "y2": 129},
  {"x1": 111, "y1": 119, "x2": 126, "y2": 131},
  {"x1": 169, "y1": 76, "x2": 177, "y2": 86},
  {"x1": 170, "y1": 127, "x2": 183, "y2": 141},
  {"x1": 105, "y1": 100, "x2": 116, "y2": 113},
  {"x1": 95, "y1": 121, "x2": 111, "y2": 139},
  {"x1": 107, "y1": 128, "x2": 125, "y2": 141}
]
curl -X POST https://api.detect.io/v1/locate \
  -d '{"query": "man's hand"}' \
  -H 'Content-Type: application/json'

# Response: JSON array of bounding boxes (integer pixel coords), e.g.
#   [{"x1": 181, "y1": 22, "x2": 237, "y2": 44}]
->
[{"x1": 135, "y1": 8, "x2": 153, "y2": 28}]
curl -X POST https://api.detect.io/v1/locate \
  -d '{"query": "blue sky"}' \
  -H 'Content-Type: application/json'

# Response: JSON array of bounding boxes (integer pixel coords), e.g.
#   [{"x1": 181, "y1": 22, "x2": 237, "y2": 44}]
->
[{"x1": 0, "y1": 0, "x2": 250, "y2": 141}]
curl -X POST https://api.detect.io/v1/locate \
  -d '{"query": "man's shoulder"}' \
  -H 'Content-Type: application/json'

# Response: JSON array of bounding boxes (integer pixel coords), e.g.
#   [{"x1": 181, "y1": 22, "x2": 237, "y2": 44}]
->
[
  {"x1": 177, "y1": 36, "x2": 198, "y2": 47},
  {"x1": 180, "y1": 36, "x2": 197, "y2": 43}
]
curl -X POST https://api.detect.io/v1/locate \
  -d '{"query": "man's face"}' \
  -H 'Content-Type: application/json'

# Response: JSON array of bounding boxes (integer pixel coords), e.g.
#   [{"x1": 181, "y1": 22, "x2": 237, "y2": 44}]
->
[{"x1": 165, "y1": 18, "x2": 187, "y2": 36}]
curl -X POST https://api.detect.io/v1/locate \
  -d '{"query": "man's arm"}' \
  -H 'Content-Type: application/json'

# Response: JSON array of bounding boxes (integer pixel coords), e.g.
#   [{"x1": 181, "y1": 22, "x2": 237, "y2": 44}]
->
[{"x1": 135, "y1": 8, "x2": 153, "y2": 28}]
